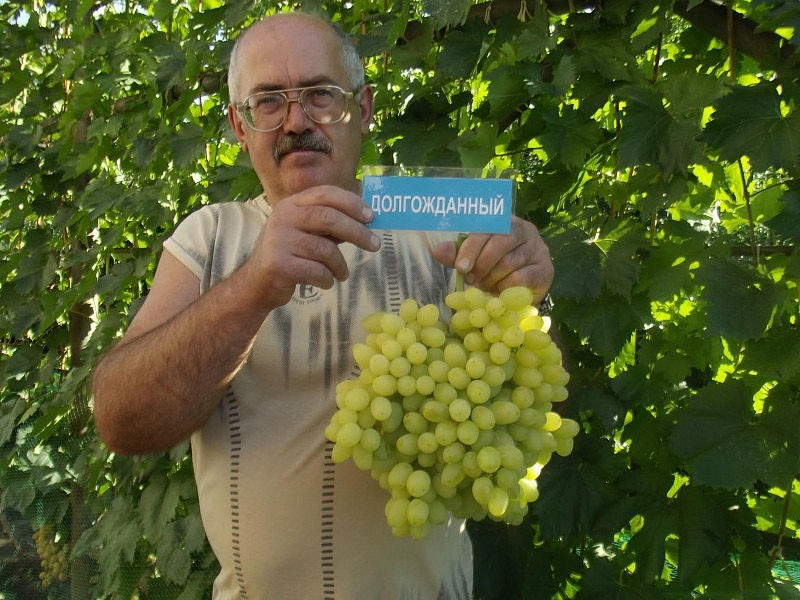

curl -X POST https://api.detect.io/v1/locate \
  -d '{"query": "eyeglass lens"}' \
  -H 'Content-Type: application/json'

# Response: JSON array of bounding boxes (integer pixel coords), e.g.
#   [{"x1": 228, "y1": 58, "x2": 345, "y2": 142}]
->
[{"x1": 244, "y1": 86, "x2": 348, "y2": 131}]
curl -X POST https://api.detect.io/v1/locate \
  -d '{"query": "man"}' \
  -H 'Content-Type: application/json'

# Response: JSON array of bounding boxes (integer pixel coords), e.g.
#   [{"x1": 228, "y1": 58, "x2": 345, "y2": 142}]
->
[{"x1": 92, "y1": 11, "x2": 553, "y2": 599}]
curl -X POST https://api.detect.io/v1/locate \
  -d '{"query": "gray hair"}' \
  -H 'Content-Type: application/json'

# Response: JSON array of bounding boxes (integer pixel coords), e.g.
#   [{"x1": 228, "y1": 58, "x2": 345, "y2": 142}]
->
[{"x1": 228, "y1": 14, "x2": 365, "y2": 105}]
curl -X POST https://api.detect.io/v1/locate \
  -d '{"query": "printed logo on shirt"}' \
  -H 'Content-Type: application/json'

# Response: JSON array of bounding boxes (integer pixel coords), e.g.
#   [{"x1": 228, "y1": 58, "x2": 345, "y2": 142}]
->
[{"x1": 292, "y1": 284, "x2": 322, "y2": 305}]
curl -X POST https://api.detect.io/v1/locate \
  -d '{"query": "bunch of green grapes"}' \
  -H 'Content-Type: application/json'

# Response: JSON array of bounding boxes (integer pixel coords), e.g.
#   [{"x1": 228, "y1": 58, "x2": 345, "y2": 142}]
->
[
  {"x1": 325, "y1": 285, "x2": 578, "y2": 539},
  {"x1": 33, "y1": 522, "x2": 69, "y2": 588}
]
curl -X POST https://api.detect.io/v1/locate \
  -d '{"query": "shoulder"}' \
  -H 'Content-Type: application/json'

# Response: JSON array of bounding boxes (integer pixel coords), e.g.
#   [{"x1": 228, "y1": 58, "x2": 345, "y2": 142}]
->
[
  {"x1": 182, "y1": 195, "x2": 268, "y2": 224},
  {"x1": 164, "y1": 196, "x2": 268, "y2": 286},
  {"x1": 171, "y1": 196, "x2": 268, "y2": 239}
]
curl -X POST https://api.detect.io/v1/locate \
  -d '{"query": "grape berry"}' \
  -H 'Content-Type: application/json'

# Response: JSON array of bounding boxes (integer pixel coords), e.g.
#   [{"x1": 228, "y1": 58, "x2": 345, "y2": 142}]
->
[{"x1": 325, "y1": 286, "x2": 577, "y2": 539}]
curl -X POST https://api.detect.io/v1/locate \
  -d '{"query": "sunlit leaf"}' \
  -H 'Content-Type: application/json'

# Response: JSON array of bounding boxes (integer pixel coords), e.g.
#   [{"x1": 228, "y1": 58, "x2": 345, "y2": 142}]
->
[
  {"x1": 424, "y1": 0, "x2": 470, "y2": 30},
  {"x1": 703, "y1": 82, "x2": 800, "y2": 171}
]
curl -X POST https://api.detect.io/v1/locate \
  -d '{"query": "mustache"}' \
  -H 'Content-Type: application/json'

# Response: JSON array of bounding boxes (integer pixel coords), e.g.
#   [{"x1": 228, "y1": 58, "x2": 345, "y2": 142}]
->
[{"x1": 273, "y1": 131, "x2": 332, "y2": 161}]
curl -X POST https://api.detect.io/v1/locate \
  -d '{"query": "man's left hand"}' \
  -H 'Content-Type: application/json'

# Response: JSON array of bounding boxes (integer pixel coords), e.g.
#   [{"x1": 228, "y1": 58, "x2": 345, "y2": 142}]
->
[{"x1": 431, "y1": 216, "x2": 553, "y2": 304}]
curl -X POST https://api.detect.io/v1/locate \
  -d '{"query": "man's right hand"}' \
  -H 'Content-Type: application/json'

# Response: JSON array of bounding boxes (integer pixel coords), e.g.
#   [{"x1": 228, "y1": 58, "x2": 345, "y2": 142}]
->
[{"x1": 241, "y1": 185, "x2": 381, "y2": 310}]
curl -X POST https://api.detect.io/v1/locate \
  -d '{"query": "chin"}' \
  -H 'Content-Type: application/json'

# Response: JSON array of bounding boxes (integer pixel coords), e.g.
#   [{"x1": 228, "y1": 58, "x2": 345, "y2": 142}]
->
[
  {"x1": 282, "y1": 168, "x2": 336, "y2": 195},
  {"x1": 282, "y1": 157, "x2": 351, "y2": 189}
]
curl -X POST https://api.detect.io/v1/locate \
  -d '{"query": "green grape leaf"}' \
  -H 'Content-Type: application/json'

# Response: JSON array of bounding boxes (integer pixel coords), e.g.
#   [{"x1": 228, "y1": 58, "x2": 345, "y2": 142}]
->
[
  {"x1": 133, "y1": 137, "x2": 159, "y2": 169},
  {"x1": 138, "y1": 474, "x2": 196, "y2": 543},
  {"x1": 766, "y1": 189, "x2": 800, "y2": 242},
  {"x1": 741, "y1": 325, "x2": 800, "y2": 379},
  {"x1": 95, "y1": 497, "x2": 142, "y2": 589},
  {"x1": 675, "y1": 486, "x2": 734, "y2": 584},
  {"x1": 423, "y1": 0, "x2": 470, "y2": 29},
  {"x1": 0, "y1": 398, "x2": 26, "y2": 447},
  {"x1": 181, "y1": 510, "x2": 209, "y2": 554},
  {"x1": 155, "y1": 46, "x2": 187, "y2": 92},
  {"x1": 627, "y1": 507, "x2": 676, "y2": 580},
  {"x1": 138, "y1": 477, "x2": 168, "y2": 541},
  {"x1": 561, "y1": 291, "x2": 642, "y2": 361},
  {"x1": 484, "y1": 66, "x2": 529, "y2": 121},
  {"x1": 669, "y1": 381, "x2": 799, "y2": 489},
  {"x1": 436, "y1": 23, "x2": 485, "y2": 79},
  {"x1": 1, "y1": 478, "x2": 36, "y2": 512},
  {"x1": 156, "y1": 522, "x2": 193, "y2": 585},
  {"x1": 659, "y1": 71, "x2": 726, "y2": 117},
  {"x1": 354, "y1": 21, "x2": 394, "y2": 57},
  {"x1": 573, "y1": 28, "x2": 632, "y2": 82},
  {"x1": 539, "y1": 106, "x2": 603, "y2": 169},
  {"x1": 391, "y1": 20, "x2": 434, "y2": 68},
  {"x1": 703, "y1": 550, "x2": 777, "y2": 599},
  {"x1": 534, "y1": 457, "x2": 613, "y2": 539},
  {"x1": 9, "y1": 304, "x2": 43, "y2": 338},
  {"x1": 549, "y1": 227, "x2": 604, "y2": 299},
  {"x1": 601, "y1": 226, "x2": 647, "y2": 300},
  {"x1": 511, "y1": 15, "x2": 553, "y2": 61},
  {"x1": 170, "y1": 124, "x2": 206, "y2": 169},
  {"x1": 616, "y1": 84, "x2": 703, "y2": 174},
  {"x1": 696, "y1": 257, "x2": 783, "y2": 340},
  {"x1": 454, "y1": 123, "x2": 497, "y2": 169},
  {"x1": 702, "y1": 83, "x2": 800, "y2": 172}
]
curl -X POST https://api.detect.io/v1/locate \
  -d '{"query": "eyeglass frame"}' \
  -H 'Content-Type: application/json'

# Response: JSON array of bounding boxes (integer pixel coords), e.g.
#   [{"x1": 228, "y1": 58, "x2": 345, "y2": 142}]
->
[{"x1": 234, "y1": 84, "x2": 361, "y2": 133}]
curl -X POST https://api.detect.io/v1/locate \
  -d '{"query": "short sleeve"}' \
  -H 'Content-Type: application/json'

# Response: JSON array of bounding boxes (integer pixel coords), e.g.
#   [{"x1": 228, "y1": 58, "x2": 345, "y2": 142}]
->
[
  {"x1": 162, "y1": 198, "x2": 268, "y2": 292},
  {"x1": 163, "y1": 205, "x2": 220, "y2": 282}
]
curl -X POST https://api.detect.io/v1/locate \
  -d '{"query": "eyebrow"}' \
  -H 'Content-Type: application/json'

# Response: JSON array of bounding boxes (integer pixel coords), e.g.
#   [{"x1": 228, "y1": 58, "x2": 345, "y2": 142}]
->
[{"x1": 245, "y1": 77, "x2": 340, "y2": 97}]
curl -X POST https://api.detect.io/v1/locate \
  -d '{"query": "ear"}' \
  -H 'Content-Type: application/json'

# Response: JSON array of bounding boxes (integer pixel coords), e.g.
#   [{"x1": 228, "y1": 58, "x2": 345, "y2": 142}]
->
[
  {"x1": 357, "y1": 85, "x2": 374, "y2": 135},
  {"x1": 227, "y1": 104, "x2": 249, "y2": 151}
]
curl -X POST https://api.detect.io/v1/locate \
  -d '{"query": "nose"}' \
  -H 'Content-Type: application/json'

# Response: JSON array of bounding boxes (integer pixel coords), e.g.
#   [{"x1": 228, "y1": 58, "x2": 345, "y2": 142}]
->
[{"x1": 282, "y1": 96, "x2": 313, "y2": 132}]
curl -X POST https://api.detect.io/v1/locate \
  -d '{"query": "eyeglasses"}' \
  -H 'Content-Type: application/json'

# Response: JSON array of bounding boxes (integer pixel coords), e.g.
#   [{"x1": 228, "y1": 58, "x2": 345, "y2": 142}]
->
[{"x1": 236, "y1": 85, "x2": 357, "y2": 132}]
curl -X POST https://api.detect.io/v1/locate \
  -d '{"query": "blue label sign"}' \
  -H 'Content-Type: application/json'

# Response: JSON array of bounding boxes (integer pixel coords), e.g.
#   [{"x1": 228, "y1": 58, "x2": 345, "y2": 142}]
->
[{"x1": 362, "y1": 175, "x2": 514, "y2": 233}]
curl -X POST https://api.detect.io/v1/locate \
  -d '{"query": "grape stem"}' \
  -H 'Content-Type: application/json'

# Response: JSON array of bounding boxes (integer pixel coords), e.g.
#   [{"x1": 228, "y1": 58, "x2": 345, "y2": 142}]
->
[{"x1": 454, "y1": 233, "x2": 467, "y2": 293}]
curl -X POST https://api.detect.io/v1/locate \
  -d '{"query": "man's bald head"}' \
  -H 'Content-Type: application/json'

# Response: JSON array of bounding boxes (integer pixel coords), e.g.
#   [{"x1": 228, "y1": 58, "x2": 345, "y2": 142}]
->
[{"x1": 227, "y1": 12, "x2": 365, "y2": 105}]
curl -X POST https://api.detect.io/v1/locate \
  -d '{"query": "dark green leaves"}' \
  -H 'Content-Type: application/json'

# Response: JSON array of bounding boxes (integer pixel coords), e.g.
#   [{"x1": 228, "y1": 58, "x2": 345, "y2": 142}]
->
[
  {"x1": 696, "y1": 256, "x2": 783, "y2": 340},
  {"x1": 616, "y1": 84, "x2": 703, "y2": 175},
  {"x1": 436, "y1": 21, "x2": 487, "y2": 79},
  {"x1": 669, "y1": 381, "x2": 800, "y2": 490},
  {"x1": 539, "y1": 104, "x2": 603, "y2": 169},
  {"x1": 703, "y1": 82, "x2": 800, "y2": 172},
  {"x1": 424, "y1": 0, "x2": 470, "y2": 29},
  {"x1": 767, "y1": 188, "x2": 800, "y2": 241},
  {"x1": 484, "y1": 66, "x2": 529, "y2": 121}
]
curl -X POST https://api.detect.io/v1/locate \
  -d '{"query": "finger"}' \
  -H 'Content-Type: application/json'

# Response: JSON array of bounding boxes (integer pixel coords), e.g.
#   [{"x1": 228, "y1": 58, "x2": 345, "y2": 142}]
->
[
  {"x1": 302, "y1": 205, "x2": 380, "y2": 253},
  {"x1": 493, "y1": 261, "x2": 554, "y2": 304},
  {"x1": 432, "y1": 233, "x2": 520, "y2": 293},
  {"x1": 453, "y1": 233, "x2": 493, "y2": 275},
  {"x1": 292, "y1": 185, "x2": 374, "y2": 224},
  {"x1": 460, "y1": 232, "x2": 523, "y2": 287},
  {"x1": 487, "y1": 225, "x2": 554, "y2": 301},
  {"x1": 435, "y1": 218, "x2": 554, "y2": 301},
  {"x1": 430, "y1": 240, "x2": 458, "y2": 269},
  {"x1": 290, "y1": 233, "x2": 350, "y2": 283},
  {"x1": 289, "y1": 187, "x2": 379, "y2": 252},
  {"x1": 465, "y1": 241, "x2": 522, "y2": 293}
]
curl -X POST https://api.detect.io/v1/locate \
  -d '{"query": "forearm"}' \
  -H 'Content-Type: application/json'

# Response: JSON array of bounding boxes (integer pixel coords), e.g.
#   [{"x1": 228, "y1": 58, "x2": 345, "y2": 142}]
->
[{"x1": 92, "y1": 273, "x2": 269, "y2": 454}]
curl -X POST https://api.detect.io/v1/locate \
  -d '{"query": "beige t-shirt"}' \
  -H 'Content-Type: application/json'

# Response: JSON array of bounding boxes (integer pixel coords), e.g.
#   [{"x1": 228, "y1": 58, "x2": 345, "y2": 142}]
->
[{"x1": 164, "y1": 195, "x2": 473, "y2": 599}]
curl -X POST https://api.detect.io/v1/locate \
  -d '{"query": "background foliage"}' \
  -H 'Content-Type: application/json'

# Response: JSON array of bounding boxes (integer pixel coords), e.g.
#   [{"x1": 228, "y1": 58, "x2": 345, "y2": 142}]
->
[{"x1": 1, "y1": 0, "x2": 798, "y2": 598}]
